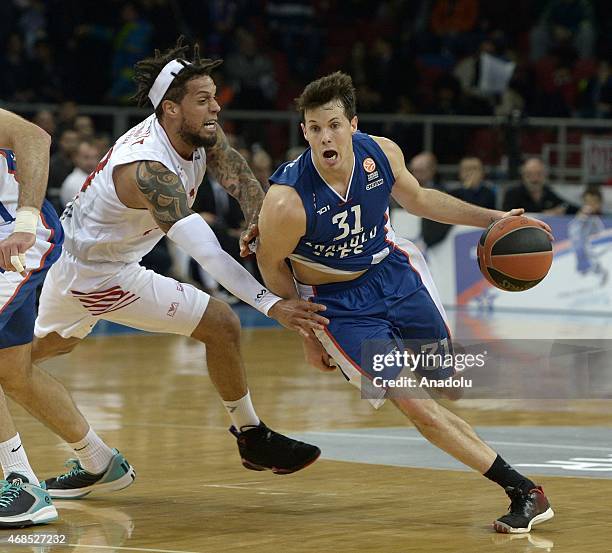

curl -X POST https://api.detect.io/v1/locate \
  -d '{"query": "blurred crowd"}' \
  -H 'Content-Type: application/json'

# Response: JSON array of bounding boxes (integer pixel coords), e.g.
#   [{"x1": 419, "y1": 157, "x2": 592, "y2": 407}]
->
[
  {"x1": 2, "y1": 0, "x2": 609, "y2": 299},
  {"x1": 1, "y1": 0, "x2": 610, "y2": 120},
  {"x1": 32, "y1": 103, "x2": 607, "y2": 298}
]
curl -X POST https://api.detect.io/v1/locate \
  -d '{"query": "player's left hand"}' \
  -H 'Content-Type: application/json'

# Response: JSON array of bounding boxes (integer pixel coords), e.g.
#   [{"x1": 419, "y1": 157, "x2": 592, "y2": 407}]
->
[
  {"x1": 500, "y1": 208, "x2": 554, "y2": 242},
  {"x1": 268, "y1": 298, "x2": 329, "y2": 338},
  {"x1": 0, "y1": 232, "x2": 35, "y2": 276},
  {"x1": 239, "y1": 223, "x2": 259, "y2": 257},
  {"x1": 302, "y1": 332, "x2": 336, "y2": 372}
]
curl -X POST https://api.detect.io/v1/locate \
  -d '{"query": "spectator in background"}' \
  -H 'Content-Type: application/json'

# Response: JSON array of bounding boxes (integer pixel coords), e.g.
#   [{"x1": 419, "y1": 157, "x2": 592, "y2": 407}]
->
[
  {"x1": 225, "y1": 29, "x2": 277, "y2": 109},
  {"x1": 55, "y1": 101, "x2": 79, "y2": 135},
  {"x1": 452, "y1": 156, "x2": 496, "y2": 209},
  {"x1": 251, "y1": 148, "x2": 273, "y2": 191},
  {"x1": 568, "y1": 186, "x2": 608, "y2": 285},
  {"x1": 502, "y1": 157, "x2": 577, "y2": 214},
  {"x1": 410, "y1": 152, "x2": 451, "y2": 248},
  {"x1": 205, "y1": 0, "x2": 238, "y2": 58},
  {"x1": 579, "y1": 60, "x2": 612, "y2": 119},
  {"x1": 92, "y1": 134, "x2": 112, "y2": 159},
  {"x1": 60, "y1": 141, "x2": 99, "y2": 207},
  {"x1": 430, "y1": 0, "x2": 480, "y2": 56},
  {"x1": 32, "y1": 110, "x2": 56, "y2": 136},
  {"x1": 32, "y1": 110, "x2": 56, "y2": 141},
  {"x1": 530, "y1": 0, "x2": 595, "y2": 61},
  {"x1": 286, "y1": 146, "x2": 305, "y2": 162},
  {"x1": 48, "y1": 129, "x2": 79, "y2": 211},
  {"x1": 17, "y1": 0, "x2": 47, "y2": 55},
  {"x1": 409, "y1": 151, "x2": 445, "y2": 191},
  {"x1": 74, "y1": 115, "x2": 95, "y2": 141},
  {"x1": 29, "y1": 39, "x2": 63, "y2": 102},
  {"x1": 265, "y1": 0, "x2": 320, "y2": 80},
  {"x1": 0, "y1": 33, "x2": 32, "y2": 101},
  {"x1": 76, "y1": 2, "x2": 152, "y2": 103}
]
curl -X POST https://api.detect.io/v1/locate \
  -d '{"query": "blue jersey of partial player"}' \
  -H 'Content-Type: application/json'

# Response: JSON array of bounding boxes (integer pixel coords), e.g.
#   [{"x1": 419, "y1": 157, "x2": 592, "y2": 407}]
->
[{"x1": 269, "y1": 131, "x2": 397, "y2": 273}]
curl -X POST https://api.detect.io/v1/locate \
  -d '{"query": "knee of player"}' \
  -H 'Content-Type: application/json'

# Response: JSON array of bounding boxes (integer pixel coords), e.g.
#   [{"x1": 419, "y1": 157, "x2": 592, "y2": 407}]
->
[
  {"x1": 32, "y1": 335, "x2": 78, "y2": 362},
  {"x1": 0, "y1": 364, "x2": 32, "y2": 392},
  {"x1": 193, "y1": 298, "x2": 241, "y2": 345}
]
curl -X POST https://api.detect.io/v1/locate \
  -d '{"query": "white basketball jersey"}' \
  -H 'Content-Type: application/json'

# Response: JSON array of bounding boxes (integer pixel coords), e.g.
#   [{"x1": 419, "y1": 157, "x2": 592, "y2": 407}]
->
[
  {"x1": 61, "y1": 114, "x2": 207, "y2": 264},
  {"x1": 0, "y1": 148, "x2": 19, "y2": 238}
]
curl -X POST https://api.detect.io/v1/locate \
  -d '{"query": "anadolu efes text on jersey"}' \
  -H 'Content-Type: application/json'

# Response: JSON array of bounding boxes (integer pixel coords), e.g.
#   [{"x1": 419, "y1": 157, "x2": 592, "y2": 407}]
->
[{"x1": 269, "y1": 131, "x2": 396, "y2": 273}]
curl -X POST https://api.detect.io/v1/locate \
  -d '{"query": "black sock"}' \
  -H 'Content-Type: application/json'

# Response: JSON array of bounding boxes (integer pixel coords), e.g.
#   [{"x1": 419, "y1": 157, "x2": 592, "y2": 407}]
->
[{"x1": 484, "y1": 454, "x2": 536, "y2": 494}]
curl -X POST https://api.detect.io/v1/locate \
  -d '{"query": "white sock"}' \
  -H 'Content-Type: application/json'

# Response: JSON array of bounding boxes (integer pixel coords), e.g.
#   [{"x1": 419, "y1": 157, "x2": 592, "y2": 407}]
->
[
  {"x1": 222, "y1": 391, "x2": 260, "y2": 431},
  {"x1": 68, "y1": 427, "x2": 115, "y2": 475},
  {"x1": 0, "y1": 434, "x2": 39, "y2": 486}
]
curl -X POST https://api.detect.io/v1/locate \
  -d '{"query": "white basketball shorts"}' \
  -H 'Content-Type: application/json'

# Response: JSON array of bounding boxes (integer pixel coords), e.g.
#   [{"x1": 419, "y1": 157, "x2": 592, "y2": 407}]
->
[{"x1": 35, "y1": 250, "x2": 210, "y2": 340}]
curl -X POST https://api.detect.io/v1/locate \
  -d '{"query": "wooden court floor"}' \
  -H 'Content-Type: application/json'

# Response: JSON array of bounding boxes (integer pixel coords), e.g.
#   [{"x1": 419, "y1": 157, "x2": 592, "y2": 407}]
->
[{"x1": 5, "y1": 329, "x2": 612, "y2": 553}]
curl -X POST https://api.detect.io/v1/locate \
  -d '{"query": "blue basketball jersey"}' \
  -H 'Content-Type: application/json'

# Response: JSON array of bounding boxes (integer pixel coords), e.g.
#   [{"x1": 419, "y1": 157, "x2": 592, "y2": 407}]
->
[{"x1": 269, "y1": 131, "x2": 396, "y2": 272}]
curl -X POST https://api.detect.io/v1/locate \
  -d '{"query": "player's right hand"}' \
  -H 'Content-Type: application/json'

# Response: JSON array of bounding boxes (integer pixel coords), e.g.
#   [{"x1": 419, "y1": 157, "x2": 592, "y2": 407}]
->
[
  {"x1": 302, "y1": 332, "x2": 336, "y2": 372},
  {"x1": 0, "y1": 232, "x2": 35, "y2": 276},
  {"x1": 268, "y1": 299, "x2": 329, "y2": 338}
]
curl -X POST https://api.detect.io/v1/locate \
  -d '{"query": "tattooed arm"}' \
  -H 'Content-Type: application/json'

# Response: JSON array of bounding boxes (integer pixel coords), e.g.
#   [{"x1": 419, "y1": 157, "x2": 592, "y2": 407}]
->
[
  {"x1": 205, "y1": 126, "x2": 265, "y2": 255},
  {"x1": 130, "y1": 158, "x2": 328, "y2": 333},
  {"x1": 133, "y1": 160, "x2": 194, "y2": 233},
  {"x1": 205, "y1": 125, "x2": 264, "y2": 225}
]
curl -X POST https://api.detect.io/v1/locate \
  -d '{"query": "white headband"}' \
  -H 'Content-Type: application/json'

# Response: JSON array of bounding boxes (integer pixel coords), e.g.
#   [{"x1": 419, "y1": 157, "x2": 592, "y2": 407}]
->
[{"x1": 148, "y1": 59, "x2": 190, "y2": 109}]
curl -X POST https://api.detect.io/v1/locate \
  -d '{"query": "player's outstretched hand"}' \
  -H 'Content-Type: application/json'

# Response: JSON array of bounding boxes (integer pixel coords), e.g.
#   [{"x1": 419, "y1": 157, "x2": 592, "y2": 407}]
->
[
  {"x1": 268, "y1": 299, "x2": 329, "y2": 338},
  {"x1": 302, "y1": 332, "x2": 336, "y2": 372},
  {"x1": 0, "y1": 232, "x2": 35, "y2": 276},
  {"x1": 239, "y1": 223, "x2": 259, "y2": 257},
  {"x1": 500, "y1": 208, "x2": 554, "y2": 242}
]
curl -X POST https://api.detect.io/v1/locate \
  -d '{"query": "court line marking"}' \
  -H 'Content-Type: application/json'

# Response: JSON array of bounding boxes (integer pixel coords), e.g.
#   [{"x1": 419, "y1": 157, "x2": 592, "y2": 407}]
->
[
  {"x1": 66, "y1": 545, "x2": 201, "y2": 553},
  {"x1": 303, "y1": 431, "x2": 612, "y2": 452}
]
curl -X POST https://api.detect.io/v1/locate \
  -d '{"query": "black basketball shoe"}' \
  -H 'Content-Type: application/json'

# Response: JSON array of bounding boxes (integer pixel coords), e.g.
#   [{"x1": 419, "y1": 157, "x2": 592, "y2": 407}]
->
[
  {"x1": 0, "y1": 473, "x2": 57, "y2": 528},
  {"x1": 43, "y1": 449, "x2": 135, "y2": 499},
  {"x1": 494, "y1": 486, "x2": 554, "y2": 533},
  {"x1": 230, "y1": 422, "x2": 321, "y2": 474}
]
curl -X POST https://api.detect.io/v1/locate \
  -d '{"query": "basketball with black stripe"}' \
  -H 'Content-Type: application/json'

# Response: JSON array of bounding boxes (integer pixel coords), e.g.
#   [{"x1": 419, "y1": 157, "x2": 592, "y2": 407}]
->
[{"x1": 477, "y1": 216, "x2": 553, "y2": 292}]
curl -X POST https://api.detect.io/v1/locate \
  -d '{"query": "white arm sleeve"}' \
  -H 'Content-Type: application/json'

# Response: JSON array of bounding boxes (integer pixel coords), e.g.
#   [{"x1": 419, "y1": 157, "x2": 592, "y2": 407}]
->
[{"x1": 167, "y1": 214, "x2": 282, "y2": 315}]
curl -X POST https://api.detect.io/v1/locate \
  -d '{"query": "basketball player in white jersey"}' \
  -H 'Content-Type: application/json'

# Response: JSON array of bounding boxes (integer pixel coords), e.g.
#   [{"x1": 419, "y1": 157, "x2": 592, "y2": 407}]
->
[
  {"x1": 0, "y1": 108, "x2": 60, "y2": 527},
  {"x1": 16, "y1": 39, "x2": 328, "y2": 500}
]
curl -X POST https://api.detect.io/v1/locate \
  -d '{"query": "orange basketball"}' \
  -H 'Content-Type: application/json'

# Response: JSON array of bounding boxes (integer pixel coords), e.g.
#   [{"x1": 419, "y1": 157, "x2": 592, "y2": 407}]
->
[{"x1": 477, "y1": 216, "x2": 553, "y2": 292}]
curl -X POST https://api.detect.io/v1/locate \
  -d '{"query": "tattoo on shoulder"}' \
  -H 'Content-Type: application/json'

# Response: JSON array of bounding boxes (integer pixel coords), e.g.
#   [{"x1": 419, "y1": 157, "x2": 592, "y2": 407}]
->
[{"x1": 135, "y1": 160, "x2": 193, "y2": 232}]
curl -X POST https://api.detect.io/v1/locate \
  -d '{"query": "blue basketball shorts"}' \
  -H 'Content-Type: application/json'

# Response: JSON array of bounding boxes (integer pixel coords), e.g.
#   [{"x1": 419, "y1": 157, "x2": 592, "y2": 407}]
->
[
  {"x1": 0, "y1": 200, "x2": 63, "y2": 349},
  {"x1": 297, "y1": 239, "x2": 453, "y2": 408}
]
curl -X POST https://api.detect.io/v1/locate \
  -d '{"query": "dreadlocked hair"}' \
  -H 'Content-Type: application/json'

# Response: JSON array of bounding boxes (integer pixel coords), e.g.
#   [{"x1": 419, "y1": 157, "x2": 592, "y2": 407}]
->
[{"x1": 132, "y1": 36, "x2": 223, "y2": 119}]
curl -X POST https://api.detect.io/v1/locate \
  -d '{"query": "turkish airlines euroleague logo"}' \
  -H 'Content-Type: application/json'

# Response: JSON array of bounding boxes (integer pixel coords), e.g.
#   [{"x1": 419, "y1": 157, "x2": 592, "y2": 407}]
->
[{"x1": 363, "y1": 158, "x2": 376, "y2": 173}]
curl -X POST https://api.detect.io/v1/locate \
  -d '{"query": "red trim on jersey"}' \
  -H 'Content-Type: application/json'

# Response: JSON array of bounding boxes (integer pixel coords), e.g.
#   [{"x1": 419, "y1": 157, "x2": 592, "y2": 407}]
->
[
  {"x1": 322, "y1": 326, "x2": 373, "y2": 381},
  {"x1": 0, "y1": 211, "x2": 56, "y2": 314},
  {"x1": 0, "y1": 149, "x2": 16, "y2": 175},
  {"x1": 0, "y1": 272, "x2": 32, "y2": 314}
]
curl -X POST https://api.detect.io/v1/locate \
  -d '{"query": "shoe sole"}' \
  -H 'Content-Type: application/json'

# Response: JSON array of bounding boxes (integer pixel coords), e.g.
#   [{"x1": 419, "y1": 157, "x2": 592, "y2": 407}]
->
[
  {"x1": 48, "y1": 467, "x2": 136, "y2": 500},
  {"x1": 493, "y1": 507, "x2": 555, "y2": 534},
  {"x1": 241, "y1": 449, "x2": 321, "y2": 475},
  {"x1": 0, "y1": 505, "x2": 58, "y2": 528}
]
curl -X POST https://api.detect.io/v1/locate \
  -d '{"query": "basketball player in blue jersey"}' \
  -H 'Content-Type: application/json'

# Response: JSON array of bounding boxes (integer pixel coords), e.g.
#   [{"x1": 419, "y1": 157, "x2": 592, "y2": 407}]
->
[
  {"x1": 0, "y1": 108, "x2": 61, "y2": 527},
  {"x1": 256, "y1": 72, "x2": 555, "y2": 534}
]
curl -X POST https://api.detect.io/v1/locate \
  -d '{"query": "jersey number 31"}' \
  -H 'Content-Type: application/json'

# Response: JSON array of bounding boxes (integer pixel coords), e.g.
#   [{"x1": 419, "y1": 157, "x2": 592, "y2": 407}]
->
[{"x1": 332, "y1": 205, "x2": 363, "y2": 241}]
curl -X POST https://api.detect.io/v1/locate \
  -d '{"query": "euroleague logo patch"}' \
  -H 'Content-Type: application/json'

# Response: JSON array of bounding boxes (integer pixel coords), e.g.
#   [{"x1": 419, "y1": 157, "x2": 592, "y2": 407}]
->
[{"x1": 363, "y1": 158, "x2": 376, "y2": 173}]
